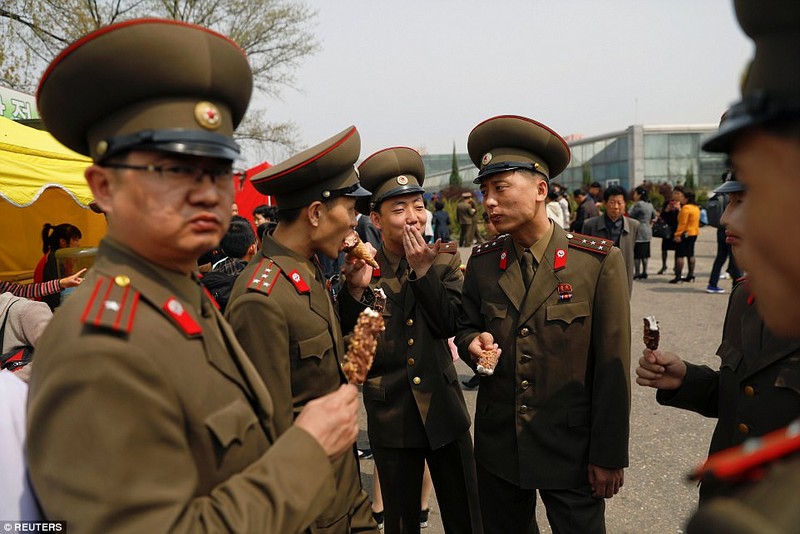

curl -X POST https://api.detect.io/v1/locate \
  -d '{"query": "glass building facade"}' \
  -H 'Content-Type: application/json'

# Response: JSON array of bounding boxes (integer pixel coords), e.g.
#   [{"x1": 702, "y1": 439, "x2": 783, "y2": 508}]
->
[{"x1": 422, "y1": 124, "x2": 728, "y2": 194}]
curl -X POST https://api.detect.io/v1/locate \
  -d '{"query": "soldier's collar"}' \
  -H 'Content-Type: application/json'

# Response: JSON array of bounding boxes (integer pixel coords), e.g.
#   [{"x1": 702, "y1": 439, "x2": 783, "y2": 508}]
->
[{"x1": 511, "y1": 221, "x2": 553, "y2": 266}]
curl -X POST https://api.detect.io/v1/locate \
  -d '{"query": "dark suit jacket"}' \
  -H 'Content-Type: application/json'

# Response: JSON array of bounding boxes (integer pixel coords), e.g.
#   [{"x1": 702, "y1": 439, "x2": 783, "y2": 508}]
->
[
  {"x1": 570, "y1": 197, "x2": 599, "y2": 232},
  {"x1": 226, "y1": 234, "x2": 374, "y2": 532},
  {"x1": 455, "y1": 225, "x2": 631, "y2": 489},
  {"x1": 27, "y1": 237, "x2": 336, "y2": 534},
  {"x1": 339, "y1": 246, "x2": 471, "y2": 450},
  {"x1": 582, "y1": 214, "x2": 640, "y2": 295},
  {"x1": 657, "y1": 280, "x2": 800, "y2": 499}
]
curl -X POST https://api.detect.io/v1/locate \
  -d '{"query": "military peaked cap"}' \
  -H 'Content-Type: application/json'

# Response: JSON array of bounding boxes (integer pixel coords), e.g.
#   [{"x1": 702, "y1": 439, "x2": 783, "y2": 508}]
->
[
  {"x1": 251, "y1": 126, "x2": 370, "y2": 209},
  {"x1": 467, "y1": 115, "x2": 571, "y2": 183},
  {"x1": 356, "y1": 146, "x2": 425, "y2": 214},
  {"x1": 38, "y1": 18, "x2": 253, "y2": 163},
  {"x1": 703, "y1": 0, "x2": 800, "y2": 152}
]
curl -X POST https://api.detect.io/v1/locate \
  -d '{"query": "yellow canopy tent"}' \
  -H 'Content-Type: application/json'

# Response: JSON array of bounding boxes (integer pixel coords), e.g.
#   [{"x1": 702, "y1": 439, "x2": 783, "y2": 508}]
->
[{"x1": 0, "y1": 116, "x2": 106, "y2": 281}]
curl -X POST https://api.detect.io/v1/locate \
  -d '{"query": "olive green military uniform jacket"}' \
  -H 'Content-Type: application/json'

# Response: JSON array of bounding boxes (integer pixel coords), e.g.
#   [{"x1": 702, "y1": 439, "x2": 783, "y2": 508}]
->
[
  {"x1": 26, "y1": 237, "x2": 336, "y2": 534},
  {"x1": 226, "y1": 234, "x2": 375, "y2": 532},
  {"x1": 657, "y1": 279, "x2": 800, "y2": 498},
  {"x1": 457, "y1": 199, "x2": 476, "y2": 225},
  {"x1": 339, "y1": 246, "x2": 471, "y2": 450},
  {"x1": 455, "y1": 224, "x2": 631, "y2": 489}
]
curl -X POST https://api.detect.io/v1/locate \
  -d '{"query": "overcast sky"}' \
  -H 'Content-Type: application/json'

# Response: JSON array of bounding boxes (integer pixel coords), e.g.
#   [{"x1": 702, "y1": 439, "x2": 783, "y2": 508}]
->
[{"x1": 256, "y1": 0, "x2": 753, "y2": 163}]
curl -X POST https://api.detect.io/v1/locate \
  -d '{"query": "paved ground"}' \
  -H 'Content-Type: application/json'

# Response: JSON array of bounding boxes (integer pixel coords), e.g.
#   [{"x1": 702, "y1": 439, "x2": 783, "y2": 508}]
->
[{"x1": 356, "y1": 226, "x2": 732, "y2": 533}]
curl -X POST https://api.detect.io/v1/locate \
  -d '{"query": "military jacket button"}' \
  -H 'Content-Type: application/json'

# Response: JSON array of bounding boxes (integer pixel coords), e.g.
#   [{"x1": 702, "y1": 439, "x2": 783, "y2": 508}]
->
[
  {"x1": 521, "y1": 380, "x2": 530, "y2": 390},
  {"x1": 744, "y1": 385, "x2": 755, "y2": 397},
  {"x1": 407, "y1": 357, "x2": 416, "y2": 366},
  {"x1": 412, "y1": 376, "x2": 421, "y2": 385},
  {"x1": 519, "y1": 404, "x2": 529, "y2": 414},
  {"x1": 406, "y1": 318, "x2": 414, "y2": 326},
  {"x1": 519, "y1": 327, "x2": 530, "y2": 337},
  {"x1": 738, "y1": 423, "x2": 750, "y2": 435},
  {"x1": 407, "y1": 338, "x2": 415, "y2": 346},
  {"x1": 520, "y1": 354, "x2": 533, "y2": 362}
]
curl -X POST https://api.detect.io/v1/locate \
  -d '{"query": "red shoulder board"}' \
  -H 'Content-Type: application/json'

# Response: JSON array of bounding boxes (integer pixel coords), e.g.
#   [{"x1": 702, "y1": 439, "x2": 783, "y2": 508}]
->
[
  {"x1": 80, "y1": 275, "x2": 141, "y2": 335},
  {"x1": 163, "y1": 297, "x2": 203, "y2": 337},
  {"x1": 565, "y1": 232, "x2": 612, "y2": 255},
  {"x1": 471, "y1": 234, "x2": 509, "y2": 257},
  {"x1": 287, "y1": 269, "x2": 310, "y2": 294},
  {"x1": 247, "y1": 259, "x2": 281, "y2": 296},
  {"x1": 691, "y1": 419, "x2": 800, "y2": 483},
  {"x1": 431, "y1": 241, "x2": 458, "y2": 254}
]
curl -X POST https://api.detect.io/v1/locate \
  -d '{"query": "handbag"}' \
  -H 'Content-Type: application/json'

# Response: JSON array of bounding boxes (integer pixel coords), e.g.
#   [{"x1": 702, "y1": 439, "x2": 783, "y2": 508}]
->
[
  {"x1": 652, "y1": 219, "x2": 671, "y2": 239},
  {"x1": 0, "y1": 300, "x2": 35, "y2": 372}
]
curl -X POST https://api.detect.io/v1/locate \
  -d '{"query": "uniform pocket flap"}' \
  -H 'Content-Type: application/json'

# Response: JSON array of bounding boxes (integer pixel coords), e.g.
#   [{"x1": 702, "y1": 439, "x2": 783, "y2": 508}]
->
[
  {"x1": 776, "y1": 367, "x2": 800, "y2": 395},
  {"x1": 568, "y1": 406, "x2": 590, "y2": 428},
  {"x1": 718, "y1": 340, "x2": 744, "y2": 371},
  {"x1": 481, "y1": 300, "x2": 508, "y2": 319},
  {"x1": 297, "y1": 329, "x2": 333, "y2": 360},
  {"x1": 363, "y1": 382, "x2": 386, "y2": 402},
  {"x1": 546, "y1": 301, "x2": 591, "y2": 324},
  {"x1": 205, "y1": 398, "x2": 258, "y2": 448}
]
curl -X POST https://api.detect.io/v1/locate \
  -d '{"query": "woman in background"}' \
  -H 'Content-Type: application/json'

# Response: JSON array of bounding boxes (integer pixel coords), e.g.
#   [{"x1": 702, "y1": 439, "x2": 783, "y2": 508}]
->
[
  {"x1": 671, "y1": 189, "x2": 701, "y2": 283},
  {"x1": 34, "y1": 223, "x2": 82, "y2": 311},
  {"x1": 629, "y1": 186, "x2": 657, "y2": 280}
]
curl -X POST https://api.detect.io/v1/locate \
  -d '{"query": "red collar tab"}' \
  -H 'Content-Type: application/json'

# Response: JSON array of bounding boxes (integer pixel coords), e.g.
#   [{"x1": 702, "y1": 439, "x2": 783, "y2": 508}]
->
[
  {"x1": 498, "y1": 250, "x2": 508, "y2": 271},
  {"x1": 163, "y1": 297, "x2": 202, "y2": 337},
  {"x1": 747, "y1": 293, "x2": 756, "y2": 306},
  {"x1": 372, "y1": 264, "x2": 382, "y2": 278},
  {"x1": 554, "y1": 248, "x2": 567, "y2": 270},
  {"x1": 557, "y1": 283, "x2": 573, "y2": 301},
  {"x1": 288, "y1": 269, "x2": 310, "y2": 293}
]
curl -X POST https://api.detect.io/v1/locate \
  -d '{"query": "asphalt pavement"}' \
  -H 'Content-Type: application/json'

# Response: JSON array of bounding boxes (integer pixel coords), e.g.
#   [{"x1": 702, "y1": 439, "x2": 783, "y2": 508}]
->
[{"x1": 357, "y1": 226, "x2": 729, "y2": 533}]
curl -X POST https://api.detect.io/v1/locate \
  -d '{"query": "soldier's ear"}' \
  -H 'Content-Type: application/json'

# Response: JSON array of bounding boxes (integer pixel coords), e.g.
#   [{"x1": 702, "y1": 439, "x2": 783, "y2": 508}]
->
[
  {"x1": 85, "y1": 164, "x2": 114, "y2": 215},
  {"x1": 535, "y1": 177, "x2": 549, "y2": 201},
  {"x1": 369, "y1": 210, "x2": 382, "y2": 231},
  {"x1": 306, "y1": 201, "x2": 323, "y2": 227}
]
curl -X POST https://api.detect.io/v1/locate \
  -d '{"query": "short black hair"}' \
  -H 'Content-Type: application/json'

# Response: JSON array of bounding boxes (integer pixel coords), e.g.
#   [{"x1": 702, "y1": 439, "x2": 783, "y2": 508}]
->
[
  {"x1": 220, "y1": 220, "x2": 255, "y2": 259},
  {"x1": 253, "y1": 204, "x2": 277, "y2": 220},
  {"x1": 634, "y1": 186, "x2": 649, "y2": 201},
  {"x1": 434, "y1": 200, "x2": 444, "y2": 210},
  {"x1": 573, "y1": 189, "x2": 585, "y2": 198},
  {"x1": 256, "y1": 222, "x2": 270, "y2": 241},
  {"x1": 590, "y1": 181, "x2": 602, "y2": 189},
  {"x1": 603, "y1": 185, "x2": 627, "y2": 202}
]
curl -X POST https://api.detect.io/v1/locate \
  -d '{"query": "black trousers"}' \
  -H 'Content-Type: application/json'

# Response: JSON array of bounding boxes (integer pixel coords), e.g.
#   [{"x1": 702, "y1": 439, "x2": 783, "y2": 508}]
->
[
  {"x1": 372, "y1": 432, "x2": 482, "y2": 534},
  {"x1": 476, "y1": 463, "x2": 605, "y2": 534},
  {"x1": 708, "y1": 226, "x2": 741, "y2": 287}
]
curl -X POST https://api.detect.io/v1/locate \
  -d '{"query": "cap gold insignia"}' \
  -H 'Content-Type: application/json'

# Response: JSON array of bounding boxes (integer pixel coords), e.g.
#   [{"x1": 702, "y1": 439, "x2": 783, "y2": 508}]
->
[
  {"x1": 322, "y1": 190, "x2": 331, "y2": 198},
  {"x1": 194, "y1": 101, "x2": 222, "y2": 130},
  {"x1": 96, "y1": 140, "x2": 108, "y2": 157},
  {"x1": 397, "y1": 175, "x2": 409, "y2": 185},
  {"x1": 481, "y1": 152, "x2": 492, "y2": 166},
  {"x1": 114, "y1": 275, "x2": 131, "y2": 287}
]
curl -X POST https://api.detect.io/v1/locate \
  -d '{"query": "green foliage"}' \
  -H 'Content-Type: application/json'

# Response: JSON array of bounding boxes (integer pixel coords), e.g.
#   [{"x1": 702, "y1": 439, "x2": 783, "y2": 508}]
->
[
  {"x1": 684, "y1": 168, "x2": 695, "y2": 191},
  {"x1": 581, "y1": 163, "x2": 592, "y2": 186},
  {"x1": 448, "y1": 143, "x2": 461, "y2": 187},
  {"x1": 0, "y1": 0, "x2": 319, "y2": 162}
]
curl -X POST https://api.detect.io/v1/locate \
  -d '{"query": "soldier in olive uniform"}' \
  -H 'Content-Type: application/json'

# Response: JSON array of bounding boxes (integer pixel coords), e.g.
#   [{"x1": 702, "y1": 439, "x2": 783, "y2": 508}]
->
[
  {"x1": 457, "y1": 192, "x2": 477, "y2": 247},
  {"x1": 680, "y1": 2, "x2": 800, "y2": 532},
  {"x1": 636, "y1": 171, "x2": 800, "y2": 503},
  {"x1": 454, "y1": 115, "x2": 631, "y2": 534},
  {"x1": 26, "y1": 19, "x2": 360, "y2": 533},
  {"x1": 339, "y1": 147, "x2": 482, "y2": 534},
  {"x1": 225, "y1": 126, "x2": 378, "y2": 533}
]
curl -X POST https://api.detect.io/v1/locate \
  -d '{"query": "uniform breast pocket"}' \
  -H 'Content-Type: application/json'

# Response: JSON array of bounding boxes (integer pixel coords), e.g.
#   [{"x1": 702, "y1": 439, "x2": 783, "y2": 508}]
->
[
  {"x1": 546, "y1": 301, "x2": 590, "y2": 325},
  {"x1": 205, "y1": 398, "x2": 259, "y2": 449},
  {"x1": 297, "y1": 329, "x2": 335, "y2": 361},
  {"x1": 481, "y1": 300, "x2": 508, "y2": 323}
]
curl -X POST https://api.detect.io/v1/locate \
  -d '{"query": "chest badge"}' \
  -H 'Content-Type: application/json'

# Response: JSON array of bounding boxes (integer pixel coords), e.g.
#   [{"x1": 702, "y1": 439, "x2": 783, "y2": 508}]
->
[{"x1": 557, "y1": 283, "x2": 573, "y2": 301}]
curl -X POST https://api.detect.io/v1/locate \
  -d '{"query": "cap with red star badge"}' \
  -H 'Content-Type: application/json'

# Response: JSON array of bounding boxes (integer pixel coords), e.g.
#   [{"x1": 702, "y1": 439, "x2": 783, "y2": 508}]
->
[
  {"x1": 37, "y1": 18, "x2": 253, "y2": 163},
  {"x1": 355, "y1": 146, "x2": 426, "y2": 214},
  {"x1": 250, "y1": 126, "x2": 371, "y2": 209},
  {"x1": 467, "y1": 115, "x2": 571, "y2": 184}
]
